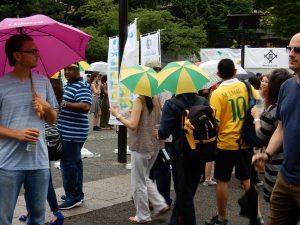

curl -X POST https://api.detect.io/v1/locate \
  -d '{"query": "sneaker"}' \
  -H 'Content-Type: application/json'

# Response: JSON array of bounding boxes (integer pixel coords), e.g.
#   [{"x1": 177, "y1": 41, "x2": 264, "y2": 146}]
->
[
  {"x1": 61, "y1": 195, "x2": 84, "y2": 203},
  {"x1": 205, "y1": 215, "x2": 229, "y2": 225},
  {"x1": 93, "y1": 126, "x2": 102, "y2": 131},
  {"x1": 58, "y1": 199, "x2": 82, "y2": 210},
  {"x1": 250, "y1": 217, "x2": 264, "y2": 225},
  {"x1": 203, "y1": 179, "x2": 217, "y2": 186},
  {"x1": 49, "y1": 211, "x2": 64, "y2": 225},
  {"x1": 255, "y1": 180, "x2": 264, "y2": 186},
  {"x1": 19, "y1": 215, "x2": 27, "y2": 222}
]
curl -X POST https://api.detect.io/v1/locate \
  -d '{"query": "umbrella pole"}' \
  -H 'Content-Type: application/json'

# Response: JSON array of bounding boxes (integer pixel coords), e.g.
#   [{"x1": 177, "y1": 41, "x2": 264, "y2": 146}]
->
[{"x1": 117, "y1": 0, "x2": 128, "y2": 164}]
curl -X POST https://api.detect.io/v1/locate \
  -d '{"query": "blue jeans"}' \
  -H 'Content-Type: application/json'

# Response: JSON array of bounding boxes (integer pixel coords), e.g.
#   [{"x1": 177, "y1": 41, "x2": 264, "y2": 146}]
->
[
  {"x1": 0, "y1": 168, "x2": 49, "y2": 225},
  {"x1": 60, "y1": 140, "x2": 84, "y2": 202},
  {"x1": 48, "y1": 168, "x2": 58, "y2": 212}
]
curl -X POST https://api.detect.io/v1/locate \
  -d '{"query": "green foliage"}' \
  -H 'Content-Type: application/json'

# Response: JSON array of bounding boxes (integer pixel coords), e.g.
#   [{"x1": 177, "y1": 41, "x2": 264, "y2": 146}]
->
[
  {"x1": 129, "y1": 9, "x2": 207, "y2": 56},
  {"x1": 270, "y1": 1, "x2": 300, "y2": 38},
  {"x1": 0, "y1": 0, "x2": 297, "y2": 62},
  {"x1": 253, "y1": 0, "x2": 300, "y2": 38},
  {"x1": 83, "y1": 27, "x2": 109, "y2": 62}
]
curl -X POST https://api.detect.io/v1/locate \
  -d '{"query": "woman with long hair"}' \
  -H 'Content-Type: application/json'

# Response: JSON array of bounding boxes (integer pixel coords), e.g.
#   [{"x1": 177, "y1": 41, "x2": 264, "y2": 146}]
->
[
  {"x1": 90, "y1": 72, "x2": 101, "y2": 131},
  {"x1": 110, "y1": 95, "x2": 169, "y2": 224},
  {"x1": 252, "y1": 68, "x2": 292, "y2": 202}
]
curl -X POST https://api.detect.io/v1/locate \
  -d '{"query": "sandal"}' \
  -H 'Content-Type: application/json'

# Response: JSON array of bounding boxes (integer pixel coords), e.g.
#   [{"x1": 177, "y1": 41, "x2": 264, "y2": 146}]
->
[
  {"x1": 129, "y1": 216, "x2": 151, "y2": 224},
  {"x1": 153, "y1": 206, "x2": 170, "y2": 217}
]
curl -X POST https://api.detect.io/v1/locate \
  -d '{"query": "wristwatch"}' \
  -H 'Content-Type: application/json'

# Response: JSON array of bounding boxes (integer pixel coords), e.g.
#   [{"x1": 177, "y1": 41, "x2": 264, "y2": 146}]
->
[{"x1": 61, "y1": 100, "x2": 67, "y2": 108}]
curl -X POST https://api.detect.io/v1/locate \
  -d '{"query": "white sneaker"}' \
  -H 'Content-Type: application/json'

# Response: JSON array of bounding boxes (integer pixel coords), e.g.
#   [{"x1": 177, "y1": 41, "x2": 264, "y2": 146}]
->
[{"x1": 203, "y1": 179, "x2": 217, "y2": 186}]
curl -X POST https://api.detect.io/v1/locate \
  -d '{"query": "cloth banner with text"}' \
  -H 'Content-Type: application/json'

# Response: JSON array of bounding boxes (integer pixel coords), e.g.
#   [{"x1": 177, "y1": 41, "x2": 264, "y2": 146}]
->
[
  {"x1": 108, "y1": 19, "x2": 139, "y2": 125},
  {"x1": 140, "y1": 31, "x2": 161, "y2": 67}
]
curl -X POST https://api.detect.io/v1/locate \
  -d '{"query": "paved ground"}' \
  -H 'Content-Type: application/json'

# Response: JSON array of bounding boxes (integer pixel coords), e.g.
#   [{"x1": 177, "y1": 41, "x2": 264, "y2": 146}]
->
[{"x1": 13, "y1": 127, "x2": 299, "y2": 225}]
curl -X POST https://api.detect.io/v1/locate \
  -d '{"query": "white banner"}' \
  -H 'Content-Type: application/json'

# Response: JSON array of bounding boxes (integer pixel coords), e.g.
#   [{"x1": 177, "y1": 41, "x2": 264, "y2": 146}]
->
[
  {"x1": 200, "y1": 48, "x2": 241, "y2": 65},
  {"x1": 140, "y1": 31, "x2": 161, "y2": 67},
  {"x1": 245, "y1": 47, "x2": 288, "y2": 69},
  {"x1": 119, "y1": 18, "x2": 139, "y2": 112},
  {"x1": 108, "y1": 19, "x2": 139, "y2": 125},
  {"x1": 107, "y1": 36, "x2": 121, "y2": 125},
  {"x1": 120, "y1": 19, "x2": 139, "y2": 70}
]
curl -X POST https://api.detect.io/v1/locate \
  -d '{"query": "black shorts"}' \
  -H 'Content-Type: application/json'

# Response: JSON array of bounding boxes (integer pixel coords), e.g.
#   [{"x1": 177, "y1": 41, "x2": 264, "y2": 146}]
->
[{"x1": 214, "y1": 148, "x2": 253, "y2": 182}]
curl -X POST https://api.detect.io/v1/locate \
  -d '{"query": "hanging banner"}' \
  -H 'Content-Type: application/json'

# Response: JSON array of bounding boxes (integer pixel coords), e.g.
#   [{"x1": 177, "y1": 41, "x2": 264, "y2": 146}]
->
[
  {"x1": 108, "y1": 19, "x2": 139, "y2": 125},
  {"x1": 245, "y1": 47, "x2": 288, "y2": 69},
  {"x1": 119, "y1": 18, "x2": 139, "y2": 112},
  {"x1": 107, "y1": 36, "x2": 121, "y2": 125},
  {"x1": 140, "y1": 30, "x2": 161, "y2": 67},
  {"x1": 200, "y1": 48, "x2": 241, "y2": 65}
]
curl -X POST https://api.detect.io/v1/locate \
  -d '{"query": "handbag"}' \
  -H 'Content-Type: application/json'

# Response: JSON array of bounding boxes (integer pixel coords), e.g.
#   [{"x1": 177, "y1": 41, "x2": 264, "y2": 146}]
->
[{"x1": 45, "y1": 121, "x2": 63, "y2": 161}]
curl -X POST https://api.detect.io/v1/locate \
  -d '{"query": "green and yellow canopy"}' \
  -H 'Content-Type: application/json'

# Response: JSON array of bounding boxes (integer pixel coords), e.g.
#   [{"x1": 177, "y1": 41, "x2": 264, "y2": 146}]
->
[
  {"x1": 157, "y1": 61, "x2": 209, "y2": 95},
  {"x1": 120, "y1": 65, "x2": 158, "y2": 97}
]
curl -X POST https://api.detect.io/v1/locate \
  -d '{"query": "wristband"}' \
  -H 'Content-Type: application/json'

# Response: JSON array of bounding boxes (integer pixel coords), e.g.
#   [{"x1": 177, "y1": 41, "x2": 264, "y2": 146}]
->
[
  {"x1": 265, "y1": 151, "x2": 272, "y2": 163},
  {"x1": 253, "y1": 118, "x2": 261, "y2": 124}
]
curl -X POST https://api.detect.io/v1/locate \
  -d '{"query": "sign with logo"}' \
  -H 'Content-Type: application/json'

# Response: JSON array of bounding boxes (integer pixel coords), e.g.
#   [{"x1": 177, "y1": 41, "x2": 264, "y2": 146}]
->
[{"x1": 245, "y1": 47, "x2": 288, "y2": 68}]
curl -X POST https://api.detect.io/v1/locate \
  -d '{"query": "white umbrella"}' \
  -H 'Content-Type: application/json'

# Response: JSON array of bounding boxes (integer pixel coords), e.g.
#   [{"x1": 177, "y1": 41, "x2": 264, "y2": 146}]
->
[
  {"x1": 198, "y1": 60, "x2": 247, "y2": 89},
  {"x1": 89, "y1": 61, "x2": 108, "y2": 74}
]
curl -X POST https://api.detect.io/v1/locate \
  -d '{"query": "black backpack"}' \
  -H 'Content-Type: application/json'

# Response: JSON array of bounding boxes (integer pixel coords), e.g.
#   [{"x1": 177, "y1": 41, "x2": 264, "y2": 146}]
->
[
  {"x1": 237, "y1": 81, "x2": 263, "y2": 149},
  {"x1": 169, "y1": 96, "x2": 217, "y2": 162}
]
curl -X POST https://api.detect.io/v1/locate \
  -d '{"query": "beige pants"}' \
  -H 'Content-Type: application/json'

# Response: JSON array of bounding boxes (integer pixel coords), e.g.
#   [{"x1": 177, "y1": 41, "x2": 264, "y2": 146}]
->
[{"x1": 131, "y1": 150, "x2": 168, "y2": 222}]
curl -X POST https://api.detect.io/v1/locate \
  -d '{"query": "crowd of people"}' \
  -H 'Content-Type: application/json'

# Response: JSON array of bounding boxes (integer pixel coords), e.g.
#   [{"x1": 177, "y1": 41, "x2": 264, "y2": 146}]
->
[{"x1": 0, "y1": 31, "x2": 299, "y2": 225}]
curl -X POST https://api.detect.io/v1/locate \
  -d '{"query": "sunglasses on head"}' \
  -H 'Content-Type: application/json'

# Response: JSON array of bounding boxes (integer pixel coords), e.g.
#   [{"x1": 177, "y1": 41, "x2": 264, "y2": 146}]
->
[{"x1": 286, "y1": 46, "x2": 300, "y2": 54}]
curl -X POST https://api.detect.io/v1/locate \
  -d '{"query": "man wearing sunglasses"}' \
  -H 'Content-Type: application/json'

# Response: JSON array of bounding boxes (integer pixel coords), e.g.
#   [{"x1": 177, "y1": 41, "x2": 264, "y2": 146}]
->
[
  {"x1": 0, "y1": 34, "x2": 57, "y2": 225},
  {"x1": 253, "y1": 33, "x2": 300, "y2": 224}
]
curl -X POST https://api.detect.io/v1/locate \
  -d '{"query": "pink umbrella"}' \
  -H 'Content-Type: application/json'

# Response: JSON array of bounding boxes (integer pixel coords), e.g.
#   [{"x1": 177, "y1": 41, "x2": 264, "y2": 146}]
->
[{"x1": 0, "y1": 14, "x2": 91, "y2": 77}]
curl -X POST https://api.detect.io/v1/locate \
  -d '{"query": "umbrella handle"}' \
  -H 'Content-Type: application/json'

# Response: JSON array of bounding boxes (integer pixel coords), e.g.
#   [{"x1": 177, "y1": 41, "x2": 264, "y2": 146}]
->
[{"x1": 30, "y1": 73, "x2": 44, "y2": 119}]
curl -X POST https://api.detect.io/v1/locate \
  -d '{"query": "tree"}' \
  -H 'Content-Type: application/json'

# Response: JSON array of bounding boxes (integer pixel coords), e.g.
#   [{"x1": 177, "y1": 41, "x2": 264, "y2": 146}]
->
[
  {"x1": 253, "y1": 0, "x2": 300, "y2": 39},
  {"x1": 129, "y1": 9, "x2": 207, "y2": 57},
  {"x1": 168, "y1": 0, "x2": 254, "y2": 47}
]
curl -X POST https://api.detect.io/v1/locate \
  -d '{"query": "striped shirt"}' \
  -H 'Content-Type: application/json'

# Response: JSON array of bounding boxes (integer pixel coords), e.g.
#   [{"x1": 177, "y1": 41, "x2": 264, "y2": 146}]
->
[
  {"x1": 255, "y1": 103, "x2": 284, "y2": 202},
  {"x1": 58, "y1": 78, "x2": 92, "y2": 142}
]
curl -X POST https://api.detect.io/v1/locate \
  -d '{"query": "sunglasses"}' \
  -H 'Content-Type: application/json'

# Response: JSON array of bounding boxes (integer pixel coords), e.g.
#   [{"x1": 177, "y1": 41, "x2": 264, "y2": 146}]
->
[
  {"x1": 16, "y1": 49, "x2": 39, "y2": 55},
  {"x1": 286, "y1": 46, "x2": 300, "y2": 54}
]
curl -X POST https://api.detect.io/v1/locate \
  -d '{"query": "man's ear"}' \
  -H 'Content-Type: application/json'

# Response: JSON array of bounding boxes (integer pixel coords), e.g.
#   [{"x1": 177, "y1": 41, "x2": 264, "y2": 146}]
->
[
  {"x1": 233, "y1": 68, "x2": 237, "y2": 75},
  {"x1": 12, "y1": 52, "x2": 21, "y2": 62}
]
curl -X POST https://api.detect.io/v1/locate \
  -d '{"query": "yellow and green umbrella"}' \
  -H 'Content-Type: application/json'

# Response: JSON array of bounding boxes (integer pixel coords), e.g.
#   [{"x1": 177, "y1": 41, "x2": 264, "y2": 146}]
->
[
  {"x1": 120, "y1": 65, "x2": 158, "y2": 97},
  {"x1": 157, "y1": 61, "x2": 210, "y2": 95},
  {"x1": 51, "y1": 60, "x2": 90, "y2": 79}
]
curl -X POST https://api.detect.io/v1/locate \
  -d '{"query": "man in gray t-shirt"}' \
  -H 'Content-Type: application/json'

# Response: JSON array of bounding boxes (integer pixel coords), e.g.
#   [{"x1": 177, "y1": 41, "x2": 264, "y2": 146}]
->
[{"x1": 0, "y1": 34, "x2": 57, "y2": 225}]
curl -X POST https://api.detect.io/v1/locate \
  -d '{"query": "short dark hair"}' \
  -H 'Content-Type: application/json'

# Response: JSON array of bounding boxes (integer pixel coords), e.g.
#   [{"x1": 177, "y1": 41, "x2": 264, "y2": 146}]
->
[
  {"x1": 248, "y1": 76, "x2": 261, "y2": 90},
  {"x1": 5, "y1": 34, "x2": 33, "y2": 66},
  {"x1": 268, "y1": 68, "x2": 292, "y2": 105},
  {"x1": 217, "y1": 58, "x2": 235, "y2": 79}
]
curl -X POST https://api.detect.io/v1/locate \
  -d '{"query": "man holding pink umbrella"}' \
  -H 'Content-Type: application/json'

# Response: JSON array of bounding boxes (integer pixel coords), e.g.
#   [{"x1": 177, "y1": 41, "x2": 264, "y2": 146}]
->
[{"x1": 0, "y1": 34, "x2": 57, "y2": 225}]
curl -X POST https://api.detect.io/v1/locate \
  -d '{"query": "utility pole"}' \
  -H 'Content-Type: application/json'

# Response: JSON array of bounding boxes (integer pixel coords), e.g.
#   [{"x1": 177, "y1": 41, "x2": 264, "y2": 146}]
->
[
  {"x1": 117, "y1": 0, "x2": 128, "y2": 163},
  {"x1": 227, "y1": 14, "x2": 261, "y2": 68}
]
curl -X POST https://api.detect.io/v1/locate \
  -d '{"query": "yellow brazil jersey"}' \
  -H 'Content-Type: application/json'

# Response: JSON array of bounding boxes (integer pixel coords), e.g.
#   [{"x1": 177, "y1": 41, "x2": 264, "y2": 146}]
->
[{"x1": 210, "y1": 79, "x2": 259, "y2": 150}]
